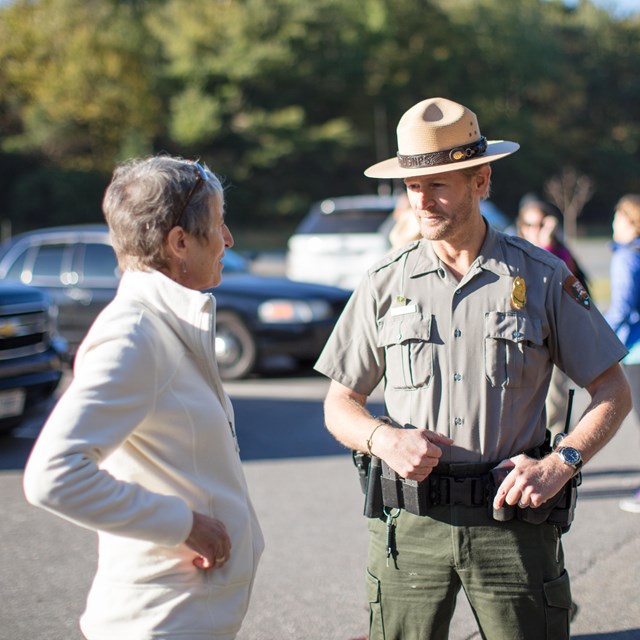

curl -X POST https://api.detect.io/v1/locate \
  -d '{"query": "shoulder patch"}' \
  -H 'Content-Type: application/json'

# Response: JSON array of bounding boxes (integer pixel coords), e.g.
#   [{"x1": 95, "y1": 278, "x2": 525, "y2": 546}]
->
[{"x1": 563, "y1": 275, "x2": 591, "y2": 310}]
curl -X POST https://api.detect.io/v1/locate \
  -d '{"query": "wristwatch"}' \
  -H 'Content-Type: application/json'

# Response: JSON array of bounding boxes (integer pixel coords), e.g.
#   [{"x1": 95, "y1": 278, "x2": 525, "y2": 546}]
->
[{"x1": 555, "y1": 446, "x2": 583, "y2": 475}]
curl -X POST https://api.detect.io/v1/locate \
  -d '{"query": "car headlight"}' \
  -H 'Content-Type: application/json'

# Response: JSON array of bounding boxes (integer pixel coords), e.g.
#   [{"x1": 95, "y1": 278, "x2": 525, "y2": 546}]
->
[{"x1": 258, "y1": 299, "x2": 333, "y2": 323}]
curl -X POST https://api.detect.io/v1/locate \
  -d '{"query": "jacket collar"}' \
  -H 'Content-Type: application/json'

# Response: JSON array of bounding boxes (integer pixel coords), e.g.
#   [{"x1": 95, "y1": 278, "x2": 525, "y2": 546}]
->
[
  {"x1": 611, "y1": 237, "x2": 640, "y2": 252},
  {"x1": 118, "y1": 270, "x2": 216, "y2": 358}
]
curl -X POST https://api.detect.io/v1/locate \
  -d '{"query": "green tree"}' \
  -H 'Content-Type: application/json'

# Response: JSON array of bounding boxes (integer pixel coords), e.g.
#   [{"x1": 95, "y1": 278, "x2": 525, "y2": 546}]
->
[
  {"x1": 0, "y1": 0, "x2": 638, "y2": 236},
  {"x1": 0, "y1": 0, "x2": 160, "y2": 171}
]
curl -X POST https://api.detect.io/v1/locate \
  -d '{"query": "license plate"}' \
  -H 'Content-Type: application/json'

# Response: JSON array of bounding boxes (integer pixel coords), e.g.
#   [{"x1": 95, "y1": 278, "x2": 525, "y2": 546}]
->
[{"x1": 0, "y1": 389, "x2": 26, "y2": 419}]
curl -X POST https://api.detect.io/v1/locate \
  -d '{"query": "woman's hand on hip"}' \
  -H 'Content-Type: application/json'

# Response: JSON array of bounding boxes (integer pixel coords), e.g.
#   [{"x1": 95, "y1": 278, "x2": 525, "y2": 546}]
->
[{"x1": 185, "y1": 511, "x2": 232, "y2": 570}]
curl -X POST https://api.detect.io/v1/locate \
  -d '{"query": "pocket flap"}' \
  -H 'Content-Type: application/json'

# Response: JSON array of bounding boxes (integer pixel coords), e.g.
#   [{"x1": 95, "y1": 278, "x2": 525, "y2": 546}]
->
[
  {"x1": 377, "y1": 314, "x2": 431, "y2": 348},
  {"x1": 484, "y1": 311, "x2": 542, "y2": 345},
  {"x1": 543, "y1": 570, "x2": 572, "y2": 610},
  {"x1": 366, "y1": 569, "x2": 381, "y2": 605}
]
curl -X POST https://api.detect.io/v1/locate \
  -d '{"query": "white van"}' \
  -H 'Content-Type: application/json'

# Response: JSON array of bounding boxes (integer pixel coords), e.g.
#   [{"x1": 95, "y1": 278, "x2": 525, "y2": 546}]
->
[
  {"x1": 286, "y1": 195, "x2": 399, "y2": 290},
  {"x1": 286, "y1": 195, "x2": 513, "y2": 290}
]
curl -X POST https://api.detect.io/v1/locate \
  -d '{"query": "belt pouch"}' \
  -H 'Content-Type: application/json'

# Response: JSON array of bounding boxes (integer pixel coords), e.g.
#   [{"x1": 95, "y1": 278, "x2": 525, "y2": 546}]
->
[
  {"x1": 516, "y1": 474, "x2": 580, "y2": 528},
  {"x1": 380, "y1": 460, "x2": 403, "y2": 510},
  {"x1": 380, "y1": 461, "x2": 430, "y2": 515},
  {"x1": 547, "y1": 473, "x2": 581, "y2": 532},
  {"x1": 402, "y1": 478, "x2": 428, "y2": 515},
  {"x1": 364, "y1": 455, "x2": 384, "y2": 518},
  {"x1": 352, "y1": 450, "x2": 371, "y2": 495},
  {"x1": 488, "y1": 466, "x2": 515, "y2": 521}
]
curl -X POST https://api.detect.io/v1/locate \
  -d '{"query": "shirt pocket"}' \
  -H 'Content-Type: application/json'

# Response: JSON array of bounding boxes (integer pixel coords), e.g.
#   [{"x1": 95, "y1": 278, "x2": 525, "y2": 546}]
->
[
  {"x1": 484, "y1": 311, "x2": 544, "y2": 388},
  {"x1": 378, "y1": 313, "x2": 433, "y2": 389}
]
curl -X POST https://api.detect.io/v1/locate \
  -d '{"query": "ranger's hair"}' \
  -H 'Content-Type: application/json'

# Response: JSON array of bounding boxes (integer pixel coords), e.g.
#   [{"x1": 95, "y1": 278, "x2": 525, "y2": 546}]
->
[{"x1": 460, "y1": 164, "x2": 492, "y2": 200}]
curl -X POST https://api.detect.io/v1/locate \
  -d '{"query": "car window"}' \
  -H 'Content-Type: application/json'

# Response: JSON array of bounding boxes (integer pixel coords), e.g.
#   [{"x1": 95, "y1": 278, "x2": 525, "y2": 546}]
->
[
  {"x1": 80, "y1": 243, "x2": 120, "y2": 281},
  {"x1": 3, "y1": 247, "x2": 29, "y2": 281},
  {"x1": 298, "y1": 209, "x2": 392, "y2": 234},
  {"x1": 30, "y1": 244, "x2": 67, "y2": 282}
]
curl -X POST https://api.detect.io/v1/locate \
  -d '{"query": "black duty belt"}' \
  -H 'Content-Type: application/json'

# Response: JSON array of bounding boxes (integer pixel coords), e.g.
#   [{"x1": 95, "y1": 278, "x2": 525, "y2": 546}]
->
[
  {"x1": 380, "y1": 466, "x2": 491, "y2": 514},
  {"x1": 428, "y1": 473, "x2": 489, "y2": 507},
  {"x1": 379, "y1": 443, "x2": 546, "y2": 515}
]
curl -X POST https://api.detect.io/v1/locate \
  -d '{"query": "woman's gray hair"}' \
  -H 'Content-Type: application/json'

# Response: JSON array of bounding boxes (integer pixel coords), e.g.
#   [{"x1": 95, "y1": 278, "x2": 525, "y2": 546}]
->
[{"x1": 102, "y1": 155, "x2": 224, "y2": 271}]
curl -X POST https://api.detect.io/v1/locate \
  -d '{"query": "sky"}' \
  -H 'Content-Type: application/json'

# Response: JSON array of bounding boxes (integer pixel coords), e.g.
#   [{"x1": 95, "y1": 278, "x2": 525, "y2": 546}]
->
[
  {"x1": 569, "y1": 0, "x2": 640, "y2": 16},
  {"x1": 0, "y1": 0, "x2": 637, "y2": 11},
  {"x1": 0, "y1": 0, "x2": 637, "y2": 15}
]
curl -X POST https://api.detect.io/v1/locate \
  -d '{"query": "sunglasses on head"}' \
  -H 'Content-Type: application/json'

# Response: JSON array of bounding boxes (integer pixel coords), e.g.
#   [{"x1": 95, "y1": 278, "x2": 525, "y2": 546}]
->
[{"x1": 174, "y1": 160, "x2": 209, "y2": 228}]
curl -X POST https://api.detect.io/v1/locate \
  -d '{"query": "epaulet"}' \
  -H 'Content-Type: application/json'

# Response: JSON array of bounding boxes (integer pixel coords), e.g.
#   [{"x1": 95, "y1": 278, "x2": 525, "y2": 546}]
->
[
  {"x1": 503, "y1": 234, "x2": 563, "y2": 270},
  {"x1": 369, "y1": 240, "x2": 421, "y2": 274}
]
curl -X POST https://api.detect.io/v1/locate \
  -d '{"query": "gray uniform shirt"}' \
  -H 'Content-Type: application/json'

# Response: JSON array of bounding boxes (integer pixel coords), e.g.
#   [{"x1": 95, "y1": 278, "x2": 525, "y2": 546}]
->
[{"x1": 315, "y1": 223, "x2": 627, "y2": 463}]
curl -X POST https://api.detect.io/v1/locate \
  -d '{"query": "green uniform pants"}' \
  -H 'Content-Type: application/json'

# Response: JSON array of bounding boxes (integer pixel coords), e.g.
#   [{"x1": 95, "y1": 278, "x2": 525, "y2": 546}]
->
[{"x1": 366, "y1": 505, "x2": 572, "y2": 640}]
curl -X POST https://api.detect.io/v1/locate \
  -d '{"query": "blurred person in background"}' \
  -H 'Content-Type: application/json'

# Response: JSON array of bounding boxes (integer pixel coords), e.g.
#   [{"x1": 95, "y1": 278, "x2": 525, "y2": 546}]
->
[
  {"x1": 388, "y1": 192, "x2": 421, "y2": 249},
  {"x1": 24, "y1": 155, "x2": 264, "y2": 640},
  {"x1": 605, "y1": 194, "x2": 640, "y2": 514},
  {"x1": 517, "y1": 197, "x2": 590, "y2": 439},
  {"x1": 517, "y1": 197, "x2": 589, "y2": 289}
]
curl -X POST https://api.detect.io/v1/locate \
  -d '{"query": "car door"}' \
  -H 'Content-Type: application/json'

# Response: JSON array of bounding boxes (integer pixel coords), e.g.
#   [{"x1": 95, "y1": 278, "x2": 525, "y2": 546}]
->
[
  {"x1": 25, "y1": 242, "x2": 80, "y2": 346},
  {"x1": 70, "y1": 242, "x2": 120, "y2": 349}
]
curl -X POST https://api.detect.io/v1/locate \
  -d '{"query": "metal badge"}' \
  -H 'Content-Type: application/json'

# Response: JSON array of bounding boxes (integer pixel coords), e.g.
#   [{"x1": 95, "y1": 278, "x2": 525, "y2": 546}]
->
[{"x1": 511, "y1": 276, "x2": 527, "y2": 310}]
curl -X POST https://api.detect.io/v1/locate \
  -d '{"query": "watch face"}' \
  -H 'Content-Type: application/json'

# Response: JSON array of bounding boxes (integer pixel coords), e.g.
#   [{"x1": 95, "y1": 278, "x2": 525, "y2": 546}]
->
[{"x1": 561, "y1": 447, "x2": 581, "y2": 466}]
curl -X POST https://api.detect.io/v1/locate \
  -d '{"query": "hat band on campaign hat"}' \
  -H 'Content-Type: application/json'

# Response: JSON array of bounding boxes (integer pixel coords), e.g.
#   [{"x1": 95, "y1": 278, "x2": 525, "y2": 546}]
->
[{"x1": 397, "y1": 136, "x2": 488, "y2": 170}]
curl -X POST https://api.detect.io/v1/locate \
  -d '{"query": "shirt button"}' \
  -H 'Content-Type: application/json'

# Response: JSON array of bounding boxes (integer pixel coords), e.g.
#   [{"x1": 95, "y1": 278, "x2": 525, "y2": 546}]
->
[
  {"x1": 454, "y1": 329, "x2": 462, "y2": 338},
  {"x1": 454, "y1": 373, "x2": 462, "y2": 382},
  {"x1": 455, "y1": 289, "x2": 462, "y2": 295},
  {"x1": 454, "y1": 417, "x2": 464, "y2": 426}
]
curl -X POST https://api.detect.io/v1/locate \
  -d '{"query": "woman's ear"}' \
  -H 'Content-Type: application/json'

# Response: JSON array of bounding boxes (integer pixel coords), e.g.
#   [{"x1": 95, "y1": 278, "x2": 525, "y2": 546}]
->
[{"x1": 164, "y1": 226, "x2": 188, "y2": 261}]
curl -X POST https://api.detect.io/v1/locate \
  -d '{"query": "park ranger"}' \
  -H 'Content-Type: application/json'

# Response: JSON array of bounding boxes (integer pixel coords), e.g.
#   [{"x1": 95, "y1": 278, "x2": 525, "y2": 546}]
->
[{"x1": 315, "y1": 97, "x2": 631, "y2": 640}]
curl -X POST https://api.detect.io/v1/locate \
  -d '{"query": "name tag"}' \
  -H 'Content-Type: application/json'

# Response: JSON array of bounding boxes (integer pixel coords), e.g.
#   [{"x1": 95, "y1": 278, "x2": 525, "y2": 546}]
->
[{"x1": 390, "y1": 303, "x2": 419, "y2": 317}]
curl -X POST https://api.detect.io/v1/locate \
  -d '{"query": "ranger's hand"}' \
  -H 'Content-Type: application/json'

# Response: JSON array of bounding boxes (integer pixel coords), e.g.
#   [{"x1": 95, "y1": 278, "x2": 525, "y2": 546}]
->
[
  {"x1": 185, "y1": 511, "x2": 232, "y2": 570},
  {"x1": 374, "y1": 427, "x2": 454, "y2": 481},
  {"x1": 492, "y1": 453, "x2": 575, "y2": 510}
]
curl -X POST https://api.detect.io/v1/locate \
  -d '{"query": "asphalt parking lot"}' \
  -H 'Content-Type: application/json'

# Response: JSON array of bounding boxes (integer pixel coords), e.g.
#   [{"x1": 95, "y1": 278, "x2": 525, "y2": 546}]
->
[{"x1": 2, "y1": 237, "x2": 639, "y2": 639}]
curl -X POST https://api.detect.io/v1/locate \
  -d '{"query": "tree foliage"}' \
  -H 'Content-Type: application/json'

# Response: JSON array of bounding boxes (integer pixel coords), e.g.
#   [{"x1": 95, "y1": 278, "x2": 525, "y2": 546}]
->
[{"x1": 0, "y1": 0, "x2": 638, "y2": 237}]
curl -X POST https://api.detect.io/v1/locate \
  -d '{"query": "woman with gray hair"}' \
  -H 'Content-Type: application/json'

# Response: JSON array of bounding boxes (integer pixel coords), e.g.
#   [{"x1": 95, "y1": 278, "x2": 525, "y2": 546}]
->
[{"x1": 24, "y1": 155, "x2": 264, "y2": 639}]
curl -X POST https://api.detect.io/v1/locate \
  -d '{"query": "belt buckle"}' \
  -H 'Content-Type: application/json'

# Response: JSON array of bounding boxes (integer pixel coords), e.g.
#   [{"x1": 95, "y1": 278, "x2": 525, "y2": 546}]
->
[
  {"x1": 449, "y1": 477, "x2": 472, "y2": 506},
  {"x1": 441, "y1": 475, "x2": 486, "y2": 507}
]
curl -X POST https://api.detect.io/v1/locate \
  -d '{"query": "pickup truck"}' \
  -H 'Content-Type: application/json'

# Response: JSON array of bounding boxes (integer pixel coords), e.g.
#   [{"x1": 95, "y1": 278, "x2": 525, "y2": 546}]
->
[{"x1": 0, "y1": 283, "x2": 67, "y2": 433}]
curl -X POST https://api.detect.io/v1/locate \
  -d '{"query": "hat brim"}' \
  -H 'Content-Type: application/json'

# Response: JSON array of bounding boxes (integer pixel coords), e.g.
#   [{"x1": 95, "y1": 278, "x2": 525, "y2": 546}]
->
[{"x1": 364, "y1": 140, "x2": 520, "y2": 179}]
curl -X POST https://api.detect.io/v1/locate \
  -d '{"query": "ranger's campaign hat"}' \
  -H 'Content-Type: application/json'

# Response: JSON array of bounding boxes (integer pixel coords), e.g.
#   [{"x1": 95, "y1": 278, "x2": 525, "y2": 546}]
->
[{"x1": 365, "y1": 97, "x2": 519, "y2": 179}]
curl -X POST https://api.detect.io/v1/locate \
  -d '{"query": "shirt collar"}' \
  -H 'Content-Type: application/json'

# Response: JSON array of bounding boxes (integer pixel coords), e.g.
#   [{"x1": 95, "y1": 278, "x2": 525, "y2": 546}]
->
[{"x1": 409, "y1": 218, "x2": 512, "y2": 279}]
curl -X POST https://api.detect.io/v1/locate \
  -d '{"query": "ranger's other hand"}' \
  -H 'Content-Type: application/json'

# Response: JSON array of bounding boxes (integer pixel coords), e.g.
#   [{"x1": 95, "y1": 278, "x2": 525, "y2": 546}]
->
[{"x1": 492, "y1": 453, "x2": 574, "y2": 511}]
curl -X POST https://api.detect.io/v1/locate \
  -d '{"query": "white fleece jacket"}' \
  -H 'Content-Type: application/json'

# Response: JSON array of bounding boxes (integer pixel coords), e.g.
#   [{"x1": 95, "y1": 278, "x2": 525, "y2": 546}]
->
[{"x1": 24, "y1": 270, "x2": 264, "y2": 639}]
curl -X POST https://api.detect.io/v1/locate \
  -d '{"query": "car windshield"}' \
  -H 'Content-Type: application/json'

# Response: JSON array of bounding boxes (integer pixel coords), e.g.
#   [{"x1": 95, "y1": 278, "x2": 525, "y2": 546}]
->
[{"x1": 297, "y1": 209, "x2": 392, "y2": 235}]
